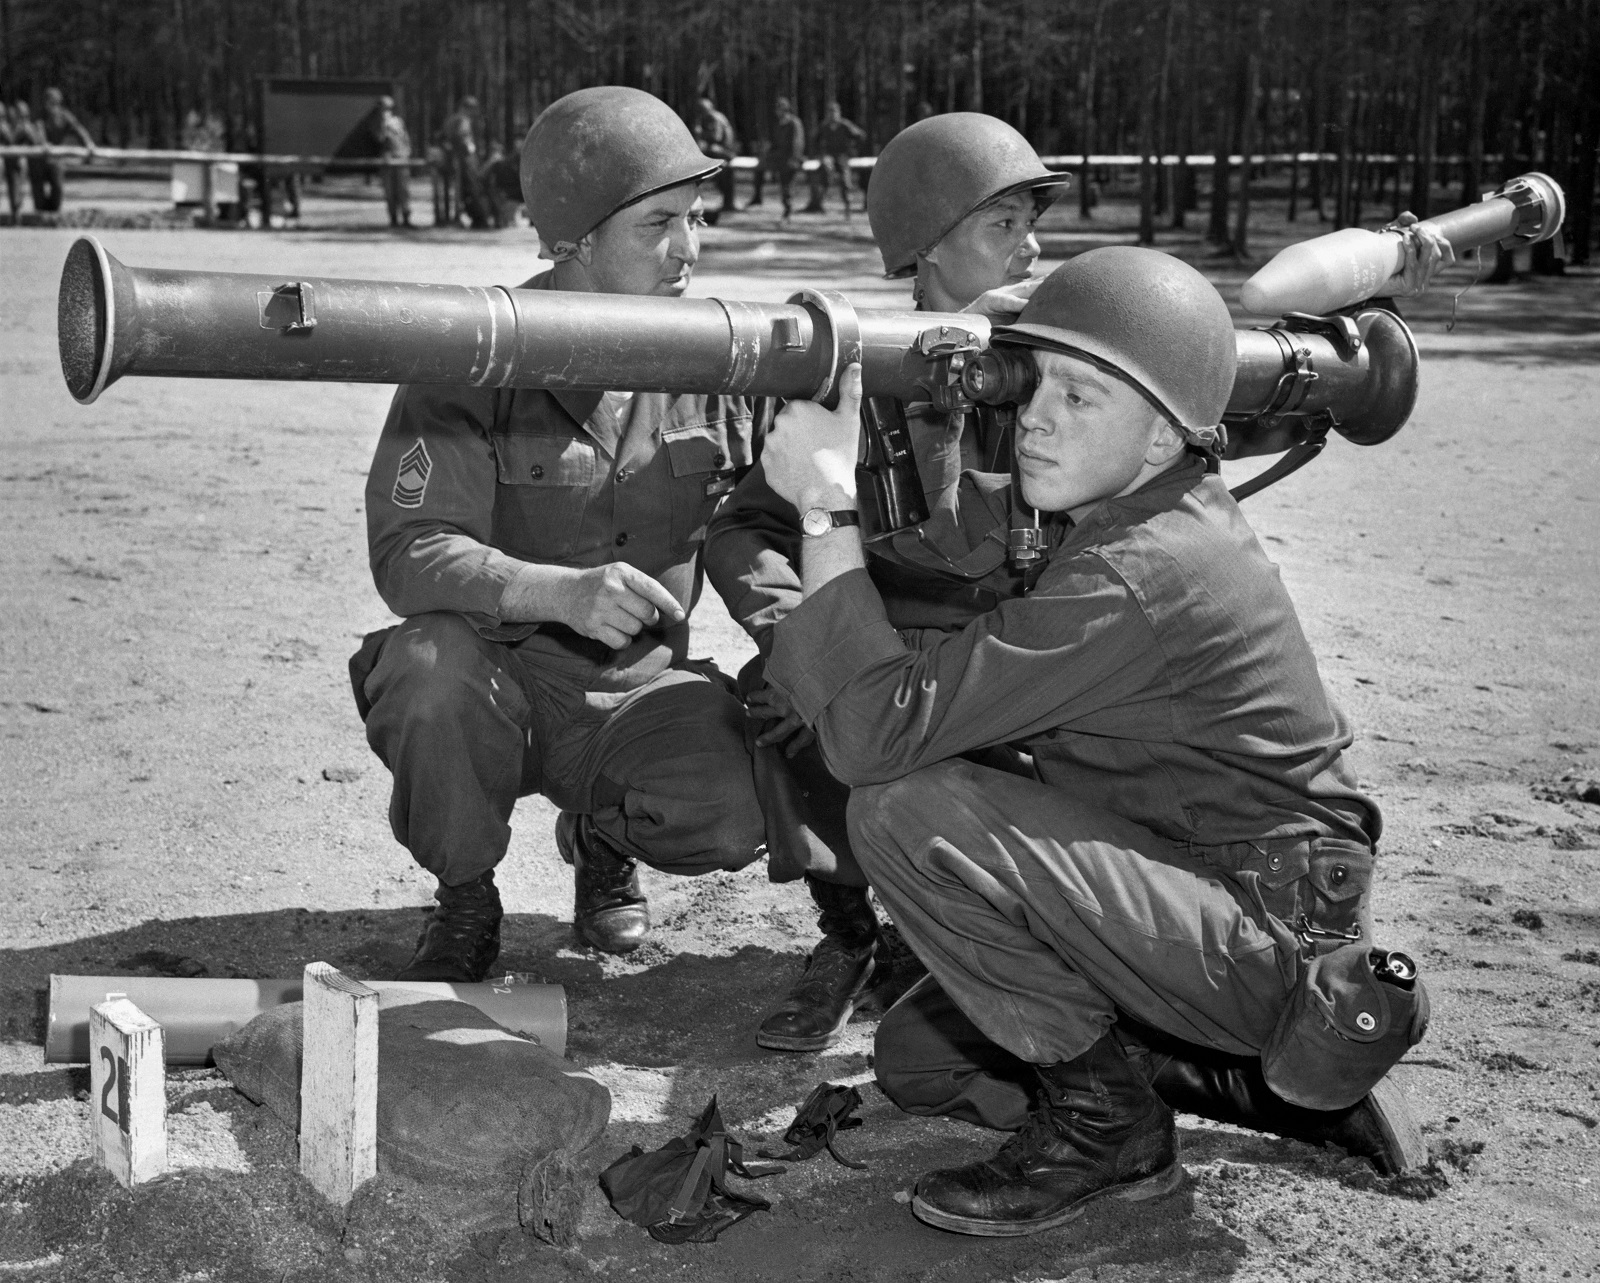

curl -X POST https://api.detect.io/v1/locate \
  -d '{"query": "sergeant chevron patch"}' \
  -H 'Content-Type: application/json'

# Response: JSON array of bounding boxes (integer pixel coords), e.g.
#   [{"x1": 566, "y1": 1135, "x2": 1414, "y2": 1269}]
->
[{"x1": 392, "y1": 438, "x2": 432, "y2": 508}]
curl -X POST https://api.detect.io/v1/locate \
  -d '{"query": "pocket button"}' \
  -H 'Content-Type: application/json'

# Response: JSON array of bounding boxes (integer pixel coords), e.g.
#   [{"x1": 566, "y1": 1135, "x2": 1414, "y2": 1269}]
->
[
  {"x1": 1331, "y1": 864, "x2": 1348, "y2": 886},
  {"x1": 529, "y1": 464, "x2": 544, "y2": 480},
  {"x1": 1267, "y1": 854, "x2": 1283, "y2": 872},
  {"x1": 713, "y1": 451, "x2": 726, "y2": 468},
  {"x1": 1356, "y1": 1011, "x2": 1376, "y2": 1032}
]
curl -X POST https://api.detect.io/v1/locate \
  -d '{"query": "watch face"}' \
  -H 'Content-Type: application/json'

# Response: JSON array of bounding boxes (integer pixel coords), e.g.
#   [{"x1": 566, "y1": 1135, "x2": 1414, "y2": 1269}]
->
[{"x1": 802, "y1": 508, "x2": 830, "y2": 537}]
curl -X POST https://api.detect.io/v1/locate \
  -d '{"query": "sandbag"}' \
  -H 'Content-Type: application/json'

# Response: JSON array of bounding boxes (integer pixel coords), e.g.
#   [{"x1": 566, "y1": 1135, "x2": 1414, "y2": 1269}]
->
[{"x1": 213, "y1": 987, "x2": 610, "y2": 1185}]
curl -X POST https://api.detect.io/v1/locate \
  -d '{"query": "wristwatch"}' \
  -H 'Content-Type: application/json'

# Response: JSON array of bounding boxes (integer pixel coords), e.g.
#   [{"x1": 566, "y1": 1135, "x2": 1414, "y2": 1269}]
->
[{"x1": 800, "y1": 508, "x2": 860, "y2": 538}]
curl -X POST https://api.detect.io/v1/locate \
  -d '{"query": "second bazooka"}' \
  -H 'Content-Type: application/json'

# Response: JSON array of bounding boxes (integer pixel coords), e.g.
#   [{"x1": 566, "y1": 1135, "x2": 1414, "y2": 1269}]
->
[{"x1": 703, "y1": 110, "x2": 1425, "y2": 1175}]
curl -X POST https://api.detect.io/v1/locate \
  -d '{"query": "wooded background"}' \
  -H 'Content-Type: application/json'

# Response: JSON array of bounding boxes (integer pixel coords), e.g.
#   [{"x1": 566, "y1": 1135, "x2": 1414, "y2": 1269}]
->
[{"x1": 2, "y1": 0, "x2": 1595, "y2": 259}]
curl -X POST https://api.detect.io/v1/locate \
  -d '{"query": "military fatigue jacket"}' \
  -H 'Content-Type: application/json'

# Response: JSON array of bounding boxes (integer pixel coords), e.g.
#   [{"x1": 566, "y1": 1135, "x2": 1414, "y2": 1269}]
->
[
  {"x1": 766, "y1": 454, "x2": 1380, "y2": 850},
  {"x1": 366, "y1": 269, "x2": 757, "y2": 694},
  {"x1": 704, "y1": 399, "x2": 1027, "y2": 654}
]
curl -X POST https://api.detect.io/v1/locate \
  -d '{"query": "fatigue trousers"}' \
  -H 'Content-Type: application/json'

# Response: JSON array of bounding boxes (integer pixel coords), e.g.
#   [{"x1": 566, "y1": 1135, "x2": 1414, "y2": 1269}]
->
[
  {"x1": 355, "y1": 613, "x2": 766, "y2": 887},
  {"x1": 851, "y1": 759, "x2": 1320, "y2": 1114}
]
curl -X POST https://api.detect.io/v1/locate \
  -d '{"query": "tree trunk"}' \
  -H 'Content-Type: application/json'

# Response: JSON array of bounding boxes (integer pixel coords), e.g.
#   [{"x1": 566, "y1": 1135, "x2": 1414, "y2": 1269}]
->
[
  {"x1": 1207, "y1": 92, "x2": 1232, "y2": 243},
  {"x1": 1079, "y1": 0, "x2": 1107, "y2": 220},
  {"x1": 1461, "y1": 4, "x2": 1485, "y2": 202},
  {"x1": 968, "y1": 0, "x2": 982, "y2": 113},
  {"x1": 1232, "y1": 6, "x2": 1265, "y2": 256},
  {"x1": 1408, "y1": 60, "x2": 1437, "y2": 217}
]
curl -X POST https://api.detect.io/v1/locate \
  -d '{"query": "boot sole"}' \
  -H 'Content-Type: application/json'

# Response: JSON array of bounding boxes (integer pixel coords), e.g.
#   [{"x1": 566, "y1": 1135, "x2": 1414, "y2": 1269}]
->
[
  {"x1": 1363, "y1": 1073, "x2": 1429, "y2": 1175},
  {"x1": 755, "y1": 1021, "x2": 849, "y2": 1052},
  {"x1": 911, "y1": 1161, "x2": 1186, "y2": 1237}
]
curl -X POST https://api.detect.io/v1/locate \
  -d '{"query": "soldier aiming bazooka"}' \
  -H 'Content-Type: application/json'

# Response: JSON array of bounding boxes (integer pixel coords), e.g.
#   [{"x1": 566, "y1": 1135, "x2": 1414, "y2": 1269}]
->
[{"x1": 703, "y1": 108, "x2": 1447, "y2": 1172}]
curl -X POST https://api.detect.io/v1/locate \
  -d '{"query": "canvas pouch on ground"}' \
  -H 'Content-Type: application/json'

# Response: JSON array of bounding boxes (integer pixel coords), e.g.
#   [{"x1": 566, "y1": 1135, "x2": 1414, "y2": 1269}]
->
[
  {"x1": 1261, "y1": 943, "x2": 1430, "y2": 1110},
  {"x1": 214, "y1": 988, "x2": 610, "y2": 1186}
]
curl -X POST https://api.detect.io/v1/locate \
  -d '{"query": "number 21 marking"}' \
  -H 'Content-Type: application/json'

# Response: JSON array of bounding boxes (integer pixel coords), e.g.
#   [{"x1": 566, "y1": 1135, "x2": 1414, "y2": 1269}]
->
[{"x1": 98, "y1": 1045, "x2": 129, "y2": 1131}]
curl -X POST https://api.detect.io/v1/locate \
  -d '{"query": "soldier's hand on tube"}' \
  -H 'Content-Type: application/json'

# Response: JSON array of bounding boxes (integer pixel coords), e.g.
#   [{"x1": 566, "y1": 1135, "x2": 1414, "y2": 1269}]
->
[
  {"x1": 547, "y1": 566, "x2": 684, "y2": 649},
  {"x1": 1384, "y1": 211, "x2": 1456, "y2": 297},
  {"x1": 961, "y1": 276, "x2": 1044, "y2": 324},
  {"x1": 762, "y1": 363, "x2": 864, "y2": 511},
  {"x1": 746, "y1": 681, "x2": 816, "y2": 757}
]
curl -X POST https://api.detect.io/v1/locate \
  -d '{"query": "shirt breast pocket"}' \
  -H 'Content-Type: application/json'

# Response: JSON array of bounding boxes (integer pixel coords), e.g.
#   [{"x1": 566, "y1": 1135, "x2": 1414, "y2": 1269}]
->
[
  {"x1": 662, "y1": 418, "x2": 746, "y2": 550},
  {"x1": 491, "y1": 433, "x2": 596, "y2": 561}
]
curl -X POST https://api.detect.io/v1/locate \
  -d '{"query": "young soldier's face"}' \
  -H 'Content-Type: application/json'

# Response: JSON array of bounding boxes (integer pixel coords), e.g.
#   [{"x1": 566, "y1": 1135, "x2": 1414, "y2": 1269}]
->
[
  {"x1": 1015, "y1": 350, "x2": 1176, "y2": 515},
  {"x1": 922, "y1": 192, "x2": 1041, "y2": 307},
  {"x1": 585, "y1": 183, "x2": 706, "y2": 297}
]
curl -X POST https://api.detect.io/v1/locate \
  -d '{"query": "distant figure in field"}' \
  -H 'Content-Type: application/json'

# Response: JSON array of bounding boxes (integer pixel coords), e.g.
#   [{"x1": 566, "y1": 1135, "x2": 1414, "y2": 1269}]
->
[
  {"x1": 441, "y1": 96, "x2": 488, "y2": 228},
  {"x1": 768, "y1": 97, "x2": 805, "y2": 220},
  {"x1": 31, "y1": 88, "x2": 96, "y2": 214},
  {"x1": 373, "y1": 96, "x2": 413, "y2": 228},
  {"x1": 478, "y1": 141, "x2": 523, "y2": 228},
  {"x1": 808, "y1": 100, "x2": 866, "y2": 216},
  {"x1": 693, "y1": 96, "x2": 739, "y2": 219},
  {"x1": 426, "y1": 144, "x2": 451, "y2": 225},
  {"x1": 0, "y1": 103, "x2": 27, "y2": 222}
]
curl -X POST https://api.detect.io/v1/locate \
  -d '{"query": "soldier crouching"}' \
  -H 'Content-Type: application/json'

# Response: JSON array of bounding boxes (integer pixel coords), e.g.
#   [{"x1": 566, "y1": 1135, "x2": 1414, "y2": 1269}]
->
[
  {"x1": 753, "y1": 248, "x2": 1428, "y2": 1236},
  {"x1": 351, "y1": 86, "x2": 766, "y2": 979}
]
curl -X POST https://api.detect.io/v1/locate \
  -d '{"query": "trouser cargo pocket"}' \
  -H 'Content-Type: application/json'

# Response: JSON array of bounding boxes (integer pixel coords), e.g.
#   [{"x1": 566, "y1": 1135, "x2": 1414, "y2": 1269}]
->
[{"x1": 1261, "y1": 942, "x2": 1431, "y2": 1110}]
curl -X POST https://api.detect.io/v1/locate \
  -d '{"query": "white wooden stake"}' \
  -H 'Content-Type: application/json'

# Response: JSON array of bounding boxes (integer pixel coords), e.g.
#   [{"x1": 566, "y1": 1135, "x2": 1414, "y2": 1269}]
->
[
  {"x1": 89, "y1": 996, "x2": 167, "y2": 1187},
  {"x1": 299, "y1": 962, "x2": 379, "y2": 1206}
]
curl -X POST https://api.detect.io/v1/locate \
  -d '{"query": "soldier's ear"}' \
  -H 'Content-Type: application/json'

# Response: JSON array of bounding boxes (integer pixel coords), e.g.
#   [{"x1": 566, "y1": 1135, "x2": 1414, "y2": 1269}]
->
[{"x1": 1146, "y1": 418, "x2": 1187, "y2": 465}]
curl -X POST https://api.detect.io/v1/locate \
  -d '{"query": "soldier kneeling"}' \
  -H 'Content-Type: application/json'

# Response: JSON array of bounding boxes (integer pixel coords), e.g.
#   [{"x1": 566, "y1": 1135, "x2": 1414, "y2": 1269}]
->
[{"x1": 754, "y1": 248, "x2": 1427, "y2": 1236}]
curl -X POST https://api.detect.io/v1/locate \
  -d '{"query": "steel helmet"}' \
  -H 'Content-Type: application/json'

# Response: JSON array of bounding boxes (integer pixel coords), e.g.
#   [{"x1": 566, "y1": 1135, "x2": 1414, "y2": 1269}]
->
[
  {"x1": 993, "y1": 246, "x2": 1237, "y2": 437},
  {"x1": 867, "y1": 113, "x2": 1068, "y2": 278},
  {"x1": 521, "y1": 87, "x2": 721, "y2": 252}
]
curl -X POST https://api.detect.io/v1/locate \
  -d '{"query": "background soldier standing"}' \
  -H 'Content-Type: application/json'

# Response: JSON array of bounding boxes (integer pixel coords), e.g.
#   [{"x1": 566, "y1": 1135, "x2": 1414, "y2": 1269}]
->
[
  {"x1": 807, "y1": 100, "x2": 865, "y2": 215},
  {"x1": 372, "y1": 95, "x2": 413, "y2": 229},
  {"x1": 441, "y1": 95, "x2": 486, "y2": 228},
  {"x1": 352, "y1": 86, "x2": 766, "y2": 979},
  {"x1": 767, "y1": 96, "x2": 805, "y2": 219},
  {"x1": 692, "y1": 95, "x2": 739, "y2": 220},
  {"x1": 0, "y1": 104, "x2": 25, "y2": 223},
  {"x1": 31, "y1": 86, "x2": 95, "y2": 214}
]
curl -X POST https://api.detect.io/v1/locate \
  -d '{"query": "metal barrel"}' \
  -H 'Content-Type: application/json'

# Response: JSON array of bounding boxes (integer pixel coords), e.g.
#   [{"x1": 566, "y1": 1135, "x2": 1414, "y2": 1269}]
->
[
  {"x1": 58, "y1": 236, "x2": 966, "y2": 409},
  {"x1": 59, "y1": 236, "x2": 1419, "y2": 458},
  {"x1": 46, "y1": 973, "x2": 568, "y2": 1065}
]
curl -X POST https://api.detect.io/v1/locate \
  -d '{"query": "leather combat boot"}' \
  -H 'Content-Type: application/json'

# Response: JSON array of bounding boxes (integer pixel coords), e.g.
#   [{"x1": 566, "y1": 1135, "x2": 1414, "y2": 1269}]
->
[
  {"x1": 912, "y1": 1032, "x2": 1184, "y2": 1237},
  {"x1": 756, "y1": 878, "x2": 878, "y2": 1052},
  {"x1": 557, "y1": 812, "x2": 649, "y2": 955},
  {"x1": 1126, "y1": 1030, "x2": 1427, "y2": 1174},
  {"x1": 395, "y1": 869, "x2": 503, "y2": 983}
]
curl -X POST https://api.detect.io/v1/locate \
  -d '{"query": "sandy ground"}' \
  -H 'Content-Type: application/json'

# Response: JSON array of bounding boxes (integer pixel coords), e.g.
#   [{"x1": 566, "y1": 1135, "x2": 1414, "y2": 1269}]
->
[{"x1": 1, "y1": 188, "x2": 1598, "y2": 1282}]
